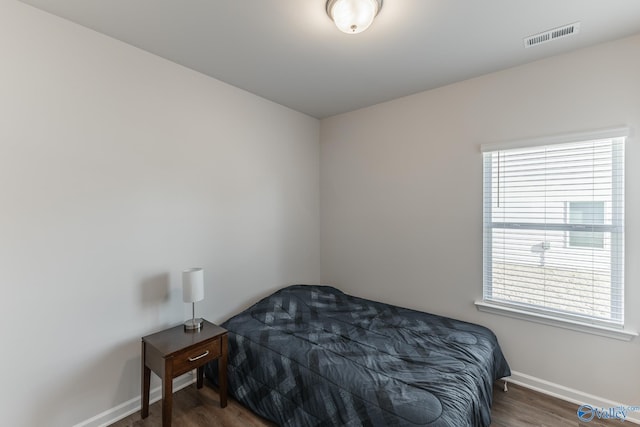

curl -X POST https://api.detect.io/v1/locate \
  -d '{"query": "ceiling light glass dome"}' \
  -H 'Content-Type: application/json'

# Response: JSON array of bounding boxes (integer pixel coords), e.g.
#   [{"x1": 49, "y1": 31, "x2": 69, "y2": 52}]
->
[{"x1": 326, "y1": 0, "x2": 382, "y2": 34}]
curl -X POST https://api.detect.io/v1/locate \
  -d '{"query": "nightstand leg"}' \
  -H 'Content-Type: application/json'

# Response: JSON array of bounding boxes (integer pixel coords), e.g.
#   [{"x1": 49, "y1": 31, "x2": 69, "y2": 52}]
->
[
  {"x1": 141, "y1": 342, "x2": 151, "y2": 419},
  {"x1": 162, "y1": 361, "x2": 173, "y2": 427},
  {"x1": 219, "y1": 334, "x2": 228, "y2": 408},
  {"x1": 197, "y1": 366, "x2": 204, "y2": 389}
]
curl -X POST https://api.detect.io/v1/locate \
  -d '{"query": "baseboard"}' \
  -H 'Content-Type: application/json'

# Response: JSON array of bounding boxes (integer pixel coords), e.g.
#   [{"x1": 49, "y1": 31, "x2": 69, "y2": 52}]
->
[
  {"x1": 72, "y1": 373, "x2": 196, "y2": 427},
  {"x1": 508, "y1": 370, "x2": 640, "y2": 424}
]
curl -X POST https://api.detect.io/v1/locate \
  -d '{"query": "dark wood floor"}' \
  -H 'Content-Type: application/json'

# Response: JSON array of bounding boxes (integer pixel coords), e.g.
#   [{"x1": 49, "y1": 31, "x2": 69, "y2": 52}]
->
[
  {"x1": 489, "y1": 382, "x2": 615, "y2": 427},
  {"x1": 111, "y1": 380, "x2": 619, "y2": 427}
]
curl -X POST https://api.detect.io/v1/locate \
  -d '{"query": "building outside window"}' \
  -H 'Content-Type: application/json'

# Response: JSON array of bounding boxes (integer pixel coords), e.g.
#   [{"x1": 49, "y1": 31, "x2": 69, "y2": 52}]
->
[{"x1": 567, "y1": 201, "x2": 605, "y2": 249}]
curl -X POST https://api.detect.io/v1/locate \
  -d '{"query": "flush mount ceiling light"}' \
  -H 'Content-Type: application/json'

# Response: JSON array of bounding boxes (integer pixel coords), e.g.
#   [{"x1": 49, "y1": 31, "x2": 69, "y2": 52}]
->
[{"x1": 326, "y1": 0, "x2": 383, "y2": 34}]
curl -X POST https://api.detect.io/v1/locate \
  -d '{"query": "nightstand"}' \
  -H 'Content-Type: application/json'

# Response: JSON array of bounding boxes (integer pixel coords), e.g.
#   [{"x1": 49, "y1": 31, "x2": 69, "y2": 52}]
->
[{"x1": 141, "y1": 320, "x2": 228, "y2": 427}]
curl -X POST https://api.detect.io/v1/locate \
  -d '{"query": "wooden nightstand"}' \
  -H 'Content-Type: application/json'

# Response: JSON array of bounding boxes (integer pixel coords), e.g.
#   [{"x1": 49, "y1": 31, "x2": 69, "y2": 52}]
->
[{"x1": 141, "y1": 320, "x2": 228, "y2": 427}]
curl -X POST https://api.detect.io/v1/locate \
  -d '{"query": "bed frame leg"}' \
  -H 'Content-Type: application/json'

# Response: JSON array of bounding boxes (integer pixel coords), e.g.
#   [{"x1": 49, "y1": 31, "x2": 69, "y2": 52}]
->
[{"x1": 503, "y1": 380, "x2": 508, "y2": 392}]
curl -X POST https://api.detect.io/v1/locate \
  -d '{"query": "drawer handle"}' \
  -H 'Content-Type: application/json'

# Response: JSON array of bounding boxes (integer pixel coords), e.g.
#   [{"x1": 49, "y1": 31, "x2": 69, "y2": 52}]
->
[{"x1": 188, "y1": 350, "x2": 210, "y2": 362}]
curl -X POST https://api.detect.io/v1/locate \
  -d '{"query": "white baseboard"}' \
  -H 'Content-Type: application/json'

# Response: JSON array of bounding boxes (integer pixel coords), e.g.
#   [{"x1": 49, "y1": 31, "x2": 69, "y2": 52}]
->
[
  {"x1": 72, "y1": 373, "x2": 196, "y2": 427},
  {"x1": 508, "y1": 370, "x2": 640, "y2": 424}
]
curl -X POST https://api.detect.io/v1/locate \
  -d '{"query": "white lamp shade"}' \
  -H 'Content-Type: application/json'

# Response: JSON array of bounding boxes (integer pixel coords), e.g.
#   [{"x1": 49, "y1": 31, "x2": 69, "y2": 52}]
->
[{"x1": 182, "y1": 268, "x2": 204, "y2": 303}]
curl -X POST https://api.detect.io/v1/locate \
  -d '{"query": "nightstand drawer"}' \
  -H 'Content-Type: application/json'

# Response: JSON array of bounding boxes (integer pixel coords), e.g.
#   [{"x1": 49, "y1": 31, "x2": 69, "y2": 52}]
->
[{"x1": 172, "y1": 338, "x2": 221, "y2": 376}]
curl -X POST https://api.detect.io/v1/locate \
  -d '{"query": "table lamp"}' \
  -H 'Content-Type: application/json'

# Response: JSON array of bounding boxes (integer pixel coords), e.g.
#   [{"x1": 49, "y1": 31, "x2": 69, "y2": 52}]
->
[{"x1": 182, "y1": 267, "x2": 204, "y2": 331}]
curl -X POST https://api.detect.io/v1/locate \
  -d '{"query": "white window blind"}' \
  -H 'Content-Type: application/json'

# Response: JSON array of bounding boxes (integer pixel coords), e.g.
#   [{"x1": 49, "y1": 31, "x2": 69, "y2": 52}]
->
[{"x1": 482, "y1": 131, "x2": 626, "y2": 326}]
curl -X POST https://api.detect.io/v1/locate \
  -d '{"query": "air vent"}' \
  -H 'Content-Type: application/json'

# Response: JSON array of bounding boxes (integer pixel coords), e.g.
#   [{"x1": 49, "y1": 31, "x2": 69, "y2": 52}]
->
[{"x1": 524, "y1": 22, "x2": 580, "y2": 48}]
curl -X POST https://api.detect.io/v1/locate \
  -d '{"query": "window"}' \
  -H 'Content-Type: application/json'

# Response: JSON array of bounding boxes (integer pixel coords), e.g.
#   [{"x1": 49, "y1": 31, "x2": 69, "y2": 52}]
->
[
  {"x1": 567, "y1": 201, "x2": 604, "y2": 249},
  {"x1": 481, "y1": 129, "x2": 626, "y2": 328}
]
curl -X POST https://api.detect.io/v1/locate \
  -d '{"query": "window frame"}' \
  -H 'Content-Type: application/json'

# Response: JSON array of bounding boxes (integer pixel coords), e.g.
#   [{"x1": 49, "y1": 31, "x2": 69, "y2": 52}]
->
[{"x1": 476, "y1": 127, "x2": 637, "y2": 341}]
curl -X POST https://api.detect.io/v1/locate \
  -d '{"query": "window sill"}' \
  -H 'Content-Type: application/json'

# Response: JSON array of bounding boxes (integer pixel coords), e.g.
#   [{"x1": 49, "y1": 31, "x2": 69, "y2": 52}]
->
[{"x1": 474, "y1": 300, "x2": 638, "y2": 342}]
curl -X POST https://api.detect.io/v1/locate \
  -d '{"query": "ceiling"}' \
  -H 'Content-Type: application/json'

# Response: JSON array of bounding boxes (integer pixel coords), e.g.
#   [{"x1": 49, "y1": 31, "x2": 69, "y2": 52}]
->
[{"x1": 19, "y1": 0, "x2": 640, "y2": 118}]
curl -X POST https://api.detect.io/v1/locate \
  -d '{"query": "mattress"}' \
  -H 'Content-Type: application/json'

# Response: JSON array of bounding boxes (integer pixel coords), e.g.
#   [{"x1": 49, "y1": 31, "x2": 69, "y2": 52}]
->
[{"x1": 206, "y1": 285, "x2": 510, "y2": 426}]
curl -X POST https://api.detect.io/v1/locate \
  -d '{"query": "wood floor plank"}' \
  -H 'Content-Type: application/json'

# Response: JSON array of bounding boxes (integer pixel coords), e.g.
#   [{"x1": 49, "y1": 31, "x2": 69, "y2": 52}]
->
[
  {"x1": 110, "y1": 380, "x2": 625, "y2": 426},
  {"x1": 110, "y1": 381, "x2": 274, "y2": 427},
  {"x1": 491, "y1": 382, "x2": 620, "y2": 427}
]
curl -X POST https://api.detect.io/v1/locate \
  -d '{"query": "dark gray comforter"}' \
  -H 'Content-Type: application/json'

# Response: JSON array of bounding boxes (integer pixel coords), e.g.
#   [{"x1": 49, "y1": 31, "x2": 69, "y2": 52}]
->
[{"x1": 206, "y1": 285, "x2": 510, "y2": 426}]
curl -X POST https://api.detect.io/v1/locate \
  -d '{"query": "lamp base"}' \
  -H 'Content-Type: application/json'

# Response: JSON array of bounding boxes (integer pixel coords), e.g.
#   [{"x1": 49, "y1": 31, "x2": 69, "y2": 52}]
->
[{"x1": 184, "y1": 318, "x2": 203, "y2": 331}]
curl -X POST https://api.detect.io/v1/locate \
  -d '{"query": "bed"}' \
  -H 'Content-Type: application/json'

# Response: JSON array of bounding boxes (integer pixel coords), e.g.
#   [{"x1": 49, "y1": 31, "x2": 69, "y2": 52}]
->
[{"x1": 205, "y1": 285, "x2": 510, "y2": 426}]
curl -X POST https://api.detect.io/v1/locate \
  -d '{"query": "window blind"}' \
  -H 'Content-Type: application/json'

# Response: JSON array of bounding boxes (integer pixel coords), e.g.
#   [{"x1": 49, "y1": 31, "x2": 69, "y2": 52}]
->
[{"x1": 482, "y1": 133, "x2": 625, "y2": 326}]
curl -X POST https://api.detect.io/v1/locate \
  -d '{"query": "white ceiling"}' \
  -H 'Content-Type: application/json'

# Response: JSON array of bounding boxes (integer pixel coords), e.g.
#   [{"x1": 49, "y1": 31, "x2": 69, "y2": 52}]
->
[{"x1": 19, "y1": 0, "x2": 640, "y2": 118}]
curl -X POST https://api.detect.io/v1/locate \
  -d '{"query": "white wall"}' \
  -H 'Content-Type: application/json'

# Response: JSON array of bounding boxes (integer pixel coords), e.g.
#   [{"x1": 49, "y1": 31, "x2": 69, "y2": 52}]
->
[
  {"x1": 0, "y1": 1, "x2": 319, "y2": 426},
  {"x1": 321, "y1": 34, "x2": 640, "y2": 406}
]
